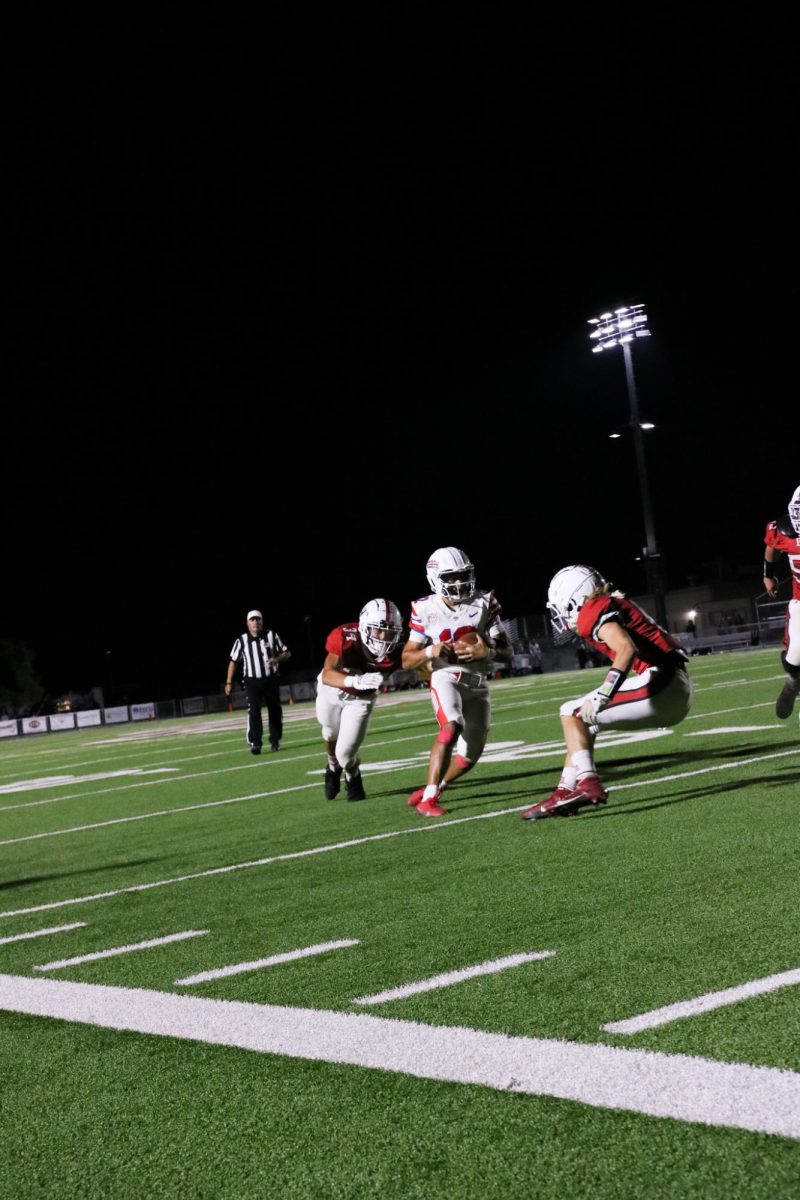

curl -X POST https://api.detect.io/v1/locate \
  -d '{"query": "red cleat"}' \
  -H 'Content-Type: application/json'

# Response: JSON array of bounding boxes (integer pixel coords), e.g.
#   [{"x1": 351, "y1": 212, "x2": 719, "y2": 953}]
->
[
  {"x1": 407, "y1": 787, "x2": 426, "y2": 808},
  {"x1": 417, "y1": 795, "x2": 447, "y2": 817},
  {"x1": 521, "y1": 779, "x2": 607, "y2": 821},
  {"x1": 520, "y1": 787, "x2": 574, "y2": 821},
  {"x1": 572, "y1": 775, "x2": 608, "y2": 807}
]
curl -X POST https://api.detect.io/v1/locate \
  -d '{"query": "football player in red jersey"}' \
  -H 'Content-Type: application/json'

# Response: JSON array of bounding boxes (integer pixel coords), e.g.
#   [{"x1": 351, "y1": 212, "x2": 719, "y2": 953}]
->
[
  {"x1": 521, "y1": 565, "x2": 693, "y2": 821},
  {"x1": 763, "y1": 485, "x2": 800, "y2": 719},
  {"x1": 315, "y1": 599, "x2": 405, "y2": 801}
]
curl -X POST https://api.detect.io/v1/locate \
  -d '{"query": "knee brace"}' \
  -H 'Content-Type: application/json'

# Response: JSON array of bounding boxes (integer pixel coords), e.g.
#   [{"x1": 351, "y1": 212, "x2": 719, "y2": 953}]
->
[
  {"x1": 436, "y1": 723, "x2": 461, "y2": 746},
  {"x1": 453, "y1": 753, "x2": 472, "y2": 771}
]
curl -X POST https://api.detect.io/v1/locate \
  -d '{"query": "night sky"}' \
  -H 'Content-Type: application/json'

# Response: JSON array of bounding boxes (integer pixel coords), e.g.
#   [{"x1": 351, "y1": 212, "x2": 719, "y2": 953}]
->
[{"x1": 7, "y1": 15, "x2": 797, "y2": 701}]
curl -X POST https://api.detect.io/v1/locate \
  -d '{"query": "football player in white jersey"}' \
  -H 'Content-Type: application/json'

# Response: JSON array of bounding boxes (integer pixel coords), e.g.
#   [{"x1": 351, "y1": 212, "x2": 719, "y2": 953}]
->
[{"x1": 401, "y1": 547, "x2": 512, "y2": 816}]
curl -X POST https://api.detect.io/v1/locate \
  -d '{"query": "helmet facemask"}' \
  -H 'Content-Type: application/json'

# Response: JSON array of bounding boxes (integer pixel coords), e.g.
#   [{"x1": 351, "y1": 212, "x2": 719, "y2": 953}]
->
[
  {"x1": 426, "y1": 547, "x2": 476, "y2": 603},
  {"x1": 438, "y1": 568, "x2": 476, "y2": 603},
  {"x1": 547, "y1": 565, "x2": 605, "y2": 645},
  {"x1": 358, "y1": 599, "x2": 403, "y2": 662},
  {"x1": 363, "y1": 624, "x2": 402, "y2": 660},
  {"x1": 789, "y1": 487, "x2": 800, "y2": 536}
]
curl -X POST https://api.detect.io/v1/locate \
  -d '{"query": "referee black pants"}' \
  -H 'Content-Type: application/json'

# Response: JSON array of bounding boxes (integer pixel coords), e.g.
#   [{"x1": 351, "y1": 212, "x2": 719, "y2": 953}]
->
[{"x1": 244, "y1": 676, "x2": 283, "y2": 749}]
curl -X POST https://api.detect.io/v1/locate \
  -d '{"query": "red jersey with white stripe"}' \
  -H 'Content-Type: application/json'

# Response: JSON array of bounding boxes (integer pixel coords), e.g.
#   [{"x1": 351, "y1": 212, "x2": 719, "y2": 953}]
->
[
  {"x1": 576, "y1": 593, "x2": 687, "y2": 675},
  {"x1": 325, "y1": 624, "x2": 402, "y2": 677},
  {"x1": 764, "y1": 518, "x2": 800, "y2": 601}
]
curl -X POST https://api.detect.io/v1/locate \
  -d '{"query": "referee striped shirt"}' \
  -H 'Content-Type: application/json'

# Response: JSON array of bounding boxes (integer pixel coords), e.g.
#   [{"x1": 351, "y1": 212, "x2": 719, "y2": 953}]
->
[{"x1": 229, "y1": 630, "x2": 288, "y2": 679}]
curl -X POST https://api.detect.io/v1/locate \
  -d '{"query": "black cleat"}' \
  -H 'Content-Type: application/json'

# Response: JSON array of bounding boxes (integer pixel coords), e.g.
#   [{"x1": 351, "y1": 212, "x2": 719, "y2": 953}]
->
[
  {"x1": 324, "y1": 765, "x2": 342, "y2": 799},
  {"x1": 776, "y1": 676, "x2": 800, "y2": 719},
  {"x1": 249, "y1": 743, "x2": 262, "y2": 756},
  {"x1": 270, "y1": 741, "x2": 281, "y2": 752},
  {"x1": 345, "y1": 771, "x2": 366, "y2": 801}
]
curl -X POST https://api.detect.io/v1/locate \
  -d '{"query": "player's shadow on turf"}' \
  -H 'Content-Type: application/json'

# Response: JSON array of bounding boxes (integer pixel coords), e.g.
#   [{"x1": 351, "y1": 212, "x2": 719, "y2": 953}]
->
[
  {"x1": 370, "y1": 766, "x2": 559, "y2": 804},
  {"x1": 600, "y1": 743, "x2": 779, "y2": 773},
  {"x1": 596, "y1": 772, "x2": 797, "y2": 818},
  {"x1": 0, "y1": 857, "x2": 166, "y2": 891}
]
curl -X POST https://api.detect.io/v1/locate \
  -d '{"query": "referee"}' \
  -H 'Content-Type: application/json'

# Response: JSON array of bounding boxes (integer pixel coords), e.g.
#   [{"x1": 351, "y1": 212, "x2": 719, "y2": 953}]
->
[{"x1": 225, "y1": 610, "x2": 291, "y2": 754}]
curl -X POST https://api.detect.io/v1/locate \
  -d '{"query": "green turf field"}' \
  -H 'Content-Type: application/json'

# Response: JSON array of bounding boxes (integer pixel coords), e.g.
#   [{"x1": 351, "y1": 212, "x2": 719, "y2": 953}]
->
[{"x1": 1, "y1": 649, "x2": 798, "y2": 1198}]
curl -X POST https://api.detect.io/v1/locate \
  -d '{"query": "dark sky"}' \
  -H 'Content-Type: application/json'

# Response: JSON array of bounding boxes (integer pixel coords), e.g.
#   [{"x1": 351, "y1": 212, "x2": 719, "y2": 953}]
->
[{"x1": 7, "y1": 15, "x2": 797, "y2": 699}]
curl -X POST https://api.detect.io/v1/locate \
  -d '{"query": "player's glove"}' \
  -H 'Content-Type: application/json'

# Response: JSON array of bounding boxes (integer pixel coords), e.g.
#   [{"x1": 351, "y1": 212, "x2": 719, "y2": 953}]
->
[
  {"x1": 351, "y1": 672, "x2": 383, "y2": 692},
  {"x1": 579, "y1": 667, "x2": 627, "y2": 725},
  {"x1": 579, "y1": 691, "x2": 607, "y2": 725}
]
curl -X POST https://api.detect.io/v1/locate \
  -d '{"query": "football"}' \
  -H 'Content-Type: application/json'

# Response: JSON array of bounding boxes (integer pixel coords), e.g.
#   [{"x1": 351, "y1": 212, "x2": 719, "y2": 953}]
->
[{"x1": 454, "y1": 631, "x2": 482, "y2": 654}]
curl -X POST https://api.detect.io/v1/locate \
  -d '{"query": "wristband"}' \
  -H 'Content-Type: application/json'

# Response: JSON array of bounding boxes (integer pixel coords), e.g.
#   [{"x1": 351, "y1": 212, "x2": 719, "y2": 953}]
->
[
  {"x1": 342, "y1": 675, "x2": 354, "y2": 688},
  {"x1": 763, "y1": 559, "x2": 776, "y2": 579},
  {"x1": 597, "y1": 667, "x2": 627, "y2": 701},
  {"x1": 425, "y1": 644, "x2": 435, "y2": 660}
]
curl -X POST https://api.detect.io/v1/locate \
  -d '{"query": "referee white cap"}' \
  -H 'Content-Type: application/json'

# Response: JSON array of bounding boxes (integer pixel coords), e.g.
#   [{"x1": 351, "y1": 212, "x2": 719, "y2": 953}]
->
[{"x1": 247, "y1": 610, "x2": 263, "y2": 620}]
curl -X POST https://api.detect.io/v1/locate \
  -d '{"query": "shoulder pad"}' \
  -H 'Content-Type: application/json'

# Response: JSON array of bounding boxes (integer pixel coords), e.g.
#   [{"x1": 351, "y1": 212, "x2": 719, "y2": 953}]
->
[{"x1": 777, "y1": 514, "x2": 795, "y2": 537}]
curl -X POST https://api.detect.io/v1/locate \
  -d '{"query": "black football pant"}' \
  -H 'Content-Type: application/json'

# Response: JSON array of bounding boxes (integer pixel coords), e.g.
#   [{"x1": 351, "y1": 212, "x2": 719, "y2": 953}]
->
[{"x1": 244, "y1": 677, "x2": 283, "y2": 749}]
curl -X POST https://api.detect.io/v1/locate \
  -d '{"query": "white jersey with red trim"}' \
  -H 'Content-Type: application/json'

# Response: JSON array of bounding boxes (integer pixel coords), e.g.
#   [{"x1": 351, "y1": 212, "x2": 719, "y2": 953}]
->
[{"x1": 408, "y1": 590, "x2": 503, "y2": 679}]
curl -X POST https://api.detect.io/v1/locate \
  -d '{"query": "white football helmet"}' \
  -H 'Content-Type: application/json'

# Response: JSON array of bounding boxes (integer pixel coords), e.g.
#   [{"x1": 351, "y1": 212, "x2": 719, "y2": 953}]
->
[
  {"x1": 788, "y1": 485, "x2": 800, "y2": 535},
  {"x1": 358, "y1": 598, "x2": 403, "y2": 661},
  {"x1": 547, "y1": 565, "x2": 606, "y2": 642},
  {"x1": 426, "y1": 547, "x2": 476, "y2": 602}
]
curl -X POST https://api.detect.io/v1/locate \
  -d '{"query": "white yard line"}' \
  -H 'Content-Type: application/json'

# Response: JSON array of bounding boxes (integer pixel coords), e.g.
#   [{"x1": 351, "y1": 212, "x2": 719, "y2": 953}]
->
[
  {"x1": 1, "y1": 973, "x2": 797, "y2": 1139},
  {"x1": 175, "y1": 939, "x2": 360, "y2": 986},
  {"x1": 603, "y1": 967, "x2": 800, "y2": 1034},
  {"x1": 34, "y1": 929, "x2": 208, "y2": 972},
  {"x1": 0, "y1": 922, "x2": 87, "y2": 945},
  {"x1": 687, "y1": 701, "x2": 778, "y2": 719},
  {"x1": 353, "y1": 951, "x2": 554, "y2": 1005},
  {"x1": 2, "y1": 747, "x2": 799, "y2": 921},
  {"x1": 0, "y1": 782, "x2": 320, "y2": 844},
  {"x1": 2, "y1": 739, "x2": 797, "y2": 850},
  {"x1": 1, "y1": 688, "x2": 785, "y2": 812},
  {"x1": 0, "y1": 768, "x2": 176, "y2": 796}
]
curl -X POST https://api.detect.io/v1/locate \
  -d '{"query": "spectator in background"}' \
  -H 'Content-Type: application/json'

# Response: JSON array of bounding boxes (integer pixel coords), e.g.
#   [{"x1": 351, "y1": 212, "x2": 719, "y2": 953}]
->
[
  {"x1": 225, "y1": 611, "x2": 291, "y2": 754},
  {"x1": 525, "y1": 638, "x2": 543, "y2": 674},
  {"x1": 315, "y1": 599, "x2": 405, "y2": 801},
  {"x1": 764, "y1": 485, "x2": 800, "y2": 718}
]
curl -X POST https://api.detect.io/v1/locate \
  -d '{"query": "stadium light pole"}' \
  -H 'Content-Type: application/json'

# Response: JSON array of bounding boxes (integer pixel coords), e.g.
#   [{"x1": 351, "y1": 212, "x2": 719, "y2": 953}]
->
[{"x1": 587, "y1": 303, "x2": 667, "y2": 628}]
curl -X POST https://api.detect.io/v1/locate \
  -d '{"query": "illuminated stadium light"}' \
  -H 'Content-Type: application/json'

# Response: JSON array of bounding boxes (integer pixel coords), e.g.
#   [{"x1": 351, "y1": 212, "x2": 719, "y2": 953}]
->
[
  {"x1": 588, "y1": 302, "x2": 666, "y2": 627},
  {"x1": 588, "y1": 304, "x2": 651, "y2": 353}
]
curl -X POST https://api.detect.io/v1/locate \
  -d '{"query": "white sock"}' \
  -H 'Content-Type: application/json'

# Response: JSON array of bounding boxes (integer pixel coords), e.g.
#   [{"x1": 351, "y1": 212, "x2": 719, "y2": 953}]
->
[
  {"x1": 572, "y1": 749, "x2": 596, "y2": 781},
  {"x1": 423, "y1": 784, "x2": 439, "y2": 801},
  {"x1": 559, "y1": 767, "x2": 577, "y2": 791}
]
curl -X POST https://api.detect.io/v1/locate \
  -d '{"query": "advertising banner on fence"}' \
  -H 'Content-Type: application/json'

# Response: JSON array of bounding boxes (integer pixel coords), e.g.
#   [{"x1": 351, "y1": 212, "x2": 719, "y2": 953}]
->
[
  {"x1": 49, "y1": 713, "x2": 76, "y2": 731},
  {"x1": 22, "y1": 717, "x2": 48, "y2": 735},
  {"x1": 0, "y1": 720, "x2": 19, "y2": 738},
  {"x1": 104, "y1": 706, "x2": 130, "y2": 724},
  {"x1": 76, "y1": 710, "x2": 102, "y2": 727},
  {"x1": 131, "y1": 703, "x2": 155, "y2": 721}
]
